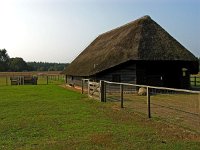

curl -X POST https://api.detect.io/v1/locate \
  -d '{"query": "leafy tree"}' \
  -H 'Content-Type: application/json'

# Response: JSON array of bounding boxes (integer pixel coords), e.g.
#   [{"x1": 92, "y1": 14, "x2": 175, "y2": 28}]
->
[
  {"x1": 0, "y1": 49, "x2": 69, "y2": 71},
  {"x1": 27, "y1": 62, "x2": 68, "y2": 71},
  {"x1": 0, "y1": 49, "x2": 10, "y2": 71},
  {"x1": 8, "y1": 57, "x2": 29, "y2": 72},
  {"x1": 199, "y1": 57, "x2": 200, "y2": 71},
  {"x1": 48, "y1": 66, "x2": 56, "y2": 71}
]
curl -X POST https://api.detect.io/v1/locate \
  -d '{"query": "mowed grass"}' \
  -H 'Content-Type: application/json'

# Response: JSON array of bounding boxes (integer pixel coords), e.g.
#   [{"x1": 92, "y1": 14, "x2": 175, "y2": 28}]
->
[{"x1": 0, "y1": 85, "x2": 200, "y2": 149}]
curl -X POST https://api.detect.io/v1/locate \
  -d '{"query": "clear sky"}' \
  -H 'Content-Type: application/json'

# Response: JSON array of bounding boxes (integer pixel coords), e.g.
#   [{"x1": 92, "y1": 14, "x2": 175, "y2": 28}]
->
[{"x1": 0, "y1": 0, "x2": 199, "y2": 63}]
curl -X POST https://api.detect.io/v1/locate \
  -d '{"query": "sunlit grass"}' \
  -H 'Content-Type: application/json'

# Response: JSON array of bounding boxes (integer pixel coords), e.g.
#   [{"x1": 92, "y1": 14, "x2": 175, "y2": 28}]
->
[{"x1": 0, "y1": 85, "x2": 199, "y2": 149}]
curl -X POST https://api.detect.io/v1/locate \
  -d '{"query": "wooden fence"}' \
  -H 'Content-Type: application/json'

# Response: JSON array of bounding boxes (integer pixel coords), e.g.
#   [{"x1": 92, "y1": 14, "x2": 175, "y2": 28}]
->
[
  {"x1": 81, "y1": 79, "x2": 200, "y2": 132},
  {"x1": 82, "y1": 80, "x2": 200, "y2": 118},
  {"x1": 88, "y1": 81, "x2": 100, "y2": 99},
  {"x1": 0, "y1": 74, "x2": 65, "y2": 86},
  {"x1": 190, "y1": 76, "x2": 200, "y2": 86},
  {"x1": 10, "y1": 76, "x2": 37, "y2": 85}
]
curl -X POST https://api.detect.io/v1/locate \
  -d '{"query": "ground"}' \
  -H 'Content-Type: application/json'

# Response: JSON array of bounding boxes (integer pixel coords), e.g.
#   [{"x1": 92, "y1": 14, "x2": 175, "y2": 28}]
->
[{"x1": 0, "y1": 85, "x2": 200, "y2": 149}]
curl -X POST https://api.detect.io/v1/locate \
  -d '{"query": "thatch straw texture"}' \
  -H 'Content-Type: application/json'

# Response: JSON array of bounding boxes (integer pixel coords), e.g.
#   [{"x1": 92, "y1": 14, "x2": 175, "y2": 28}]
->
[{"x1": 64, "y1": 16, "x2": 197, "y2": 76}]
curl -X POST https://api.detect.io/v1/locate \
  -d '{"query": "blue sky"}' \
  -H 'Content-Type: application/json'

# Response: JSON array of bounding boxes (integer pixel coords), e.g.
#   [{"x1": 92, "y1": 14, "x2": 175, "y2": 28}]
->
[{"x1": 0, "y1": 0, "x2": 199, "y2": 63}]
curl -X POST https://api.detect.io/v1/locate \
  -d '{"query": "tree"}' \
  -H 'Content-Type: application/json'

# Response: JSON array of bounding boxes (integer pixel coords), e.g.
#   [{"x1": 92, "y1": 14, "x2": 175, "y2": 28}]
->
[
  {"x1": 8, "y1": 57, "x2": 29, "y2": 72},
  {"x1": 27, "y1": 62, "x2": 68, "y2": 71},
  {"x1": 199, "y1": 57, "x2": 200, "y2": 71},
  {"x1": 0, "y1": 49, "x2": 10, "y2": 71}
]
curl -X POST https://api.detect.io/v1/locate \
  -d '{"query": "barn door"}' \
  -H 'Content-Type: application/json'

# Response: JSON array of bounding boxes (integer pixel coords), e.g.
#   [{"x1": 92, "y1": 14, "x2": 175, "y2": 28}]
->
[{"x1": 181, "y1": 68, "x2": 190, "y2": 89}]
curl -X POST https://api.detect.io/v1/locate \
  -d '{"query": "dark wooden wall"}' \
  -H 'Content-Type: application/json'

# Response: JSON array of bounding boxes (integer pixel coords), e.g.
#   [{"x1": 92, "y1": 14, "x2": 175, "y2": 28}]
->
[
  {"x1": 136, "y1": 61, "x2": 191, "y2": 89},
  {"x1": 66, "y1": 60, "x2": 193, "y2": 89},
  {"x1": 95, "y1": 61, "x2": 136, "y2": 84},
  {"x1": 66, "y1": 76, "x2": 83, "y2": 86},
  {"x1": 66, "y1": 61, "x2": 136, "y2": 87}
]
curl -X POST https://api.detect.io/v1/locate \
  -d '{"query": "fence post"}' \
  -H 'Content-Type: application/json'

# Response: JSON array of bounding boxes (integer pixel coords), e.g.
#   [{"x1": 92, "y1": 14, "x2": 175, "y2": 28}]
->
[
  {"x1": 18, "y1": 76, "x2": 20, "y2": 85},
  {"x1": 100, "y1": 80, "x2": 105, "y2": 102},
  {"x1": 104, "y1": 82, "x2": 107, "y2": 102},
  {"x1": 22, "y1": 76, "x2": 24, "y2": 85},
  {"x1": 47, "y1": 76, "x2": 49, "y2": 85},
  {"x1": 120, "y1": 84, "x2": 124, "y2": 108},
  {"x1": 88, "y1": 80, "x2": 90, "y2": 96},
  {"x1": 6, "y1": 76, "x2": 8, "y2": 85},
  {"x1": 194, "y1": 76, "x2": 197, "y2": 86},
  {"x1": 147, "y1": 86, "x2": 151, "y2": 118},
  {"x1": 199, "y1": 93, "x2": 200, "y2": 115},
  {"x1": 81, "y1": 80, "x2": 84, "y2": 94}
]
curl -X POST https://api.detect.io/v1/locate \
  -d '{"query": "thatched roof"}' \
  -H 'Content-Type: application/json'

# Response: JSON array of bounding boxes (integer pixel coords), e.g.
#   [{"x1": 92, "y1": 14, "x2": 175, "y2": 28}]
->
[{"x1": 64, "y1": 15, "x2": 198, "y2": 76}]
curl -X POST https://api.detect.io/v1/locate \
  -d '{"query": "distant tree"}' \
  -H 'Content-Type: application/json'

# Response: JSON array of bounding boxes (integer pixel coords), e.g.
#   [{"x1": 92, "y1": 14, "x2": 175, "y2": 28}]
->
[
  {"x1": 8, "y1": 57, "x2": 29, "y2": 72},
  {"x1": 199, "y1": 57, "x2": 200, "y2": 71},
  {"x1": 48, "y1": 66, "x2": 56, "y2": 71},
  {"x1": 1, "y1": 49, "x2": 69, "y2": 72},
  {"x1": 38, "y1": 66, "x2": 45, "y2": 71},
  {"x1": 0, "y1": 49, "x2": 10, "y2": 71},
  {"x1": 27, "y1": 62, "x2": 68, "y2": 71}
]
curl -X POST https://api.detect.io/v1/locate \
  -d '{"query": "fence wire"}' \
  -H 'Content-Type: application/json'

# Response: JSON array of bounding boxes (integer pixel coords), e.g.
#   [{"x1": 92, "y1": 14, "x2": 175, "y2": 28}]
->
[
  {"x1": 190, "y1": 76, "x2": 200, "y2": 87},
  {"x1": 0, "y1": 75, "x2": 65, "y2": 86},
  {"x1": 103, "y1": 81, "x2": 200, "y2": 133},
  {"x1": 149, "y1": 87, "x2": 200, "y2": 132}
]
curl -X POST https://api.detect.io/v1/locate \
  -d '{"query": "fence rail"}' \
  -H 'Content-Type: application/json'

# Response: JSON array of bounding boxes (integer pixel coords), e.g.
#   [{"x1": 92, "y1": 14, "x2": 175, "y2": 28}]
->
[
  {"x1": 81, "y1": 79, "x2": 200, "y2": 133},
  {"x1": 0, "y1": 74, "x2": 65, "y2": 86},
  {"x1": 88, "y1": 81, "x2": 100, "y2": 98},
  {"x1": 190, "y1": 76, "x2": 200, "y2": 87}
]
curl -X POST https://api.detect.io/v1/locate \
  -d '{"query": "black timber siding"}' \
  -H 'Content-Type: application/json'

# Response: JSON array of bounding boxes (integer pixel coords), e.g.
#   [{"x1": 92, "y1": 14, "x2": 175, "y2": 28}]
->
[
  {"x1": 95, "y1": 62, "x2": 136, "y2": 84},
  {"x1": 66, "y1": 76, "x2": 84, "y2": 87},
  {"x1": 65, "y1": 60, "x2": 196, "y2": 89},
  {"x1": 66, "y1": 61, "x2": 136, "y2": 87},
  {"x1": 136, "y1": 60, "x2": 192, "y2": 89}
]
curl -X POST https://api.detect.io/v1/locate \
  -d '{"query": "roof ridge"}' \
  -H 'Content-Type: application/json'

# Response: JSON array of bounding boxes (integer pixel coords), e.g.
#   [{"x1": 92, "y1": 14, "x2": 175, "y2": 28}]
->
[
  {"x1": 64, "y1": 15, "x2": 198, "y2": 76},
  {"x1": 98, "y1": 15, "x2": 151, "y2": 37}
]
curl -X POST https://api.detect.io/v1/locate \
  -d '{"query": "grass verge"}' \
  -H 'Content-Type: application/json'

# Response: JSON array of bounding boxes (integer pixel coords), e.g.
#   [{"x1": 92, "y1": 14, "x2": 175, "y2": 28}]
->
[{"x1": 0, "y1": 85, "x2": 199, "y2": 149}]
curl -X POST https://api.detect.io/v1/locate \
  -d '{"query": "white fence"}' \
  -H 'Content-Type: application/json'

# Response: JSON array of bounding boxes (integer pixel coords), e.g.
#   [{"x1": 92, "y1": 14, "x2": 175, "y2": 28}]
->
[{"x1": 81, "y1": 79, "x2": 200, "y2": 133}]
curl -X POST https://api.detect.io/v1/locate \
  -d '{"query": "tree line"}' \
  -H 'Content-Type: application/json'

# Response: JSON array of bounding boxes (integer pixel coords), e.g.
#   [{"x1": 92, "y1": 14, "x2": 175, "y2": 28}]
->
[
  {"x1": 199, "y1": 57, "x2": 200, "y2": 71},
  {"x1": 27, "y1": 62, "x2": 69, "y2": 71},
  {"x1": 1, "y1": 48, "x2": 200, "y2": 73},
  {"x1": 0, "y1": 49, "x2": 68, "y2": 72}
]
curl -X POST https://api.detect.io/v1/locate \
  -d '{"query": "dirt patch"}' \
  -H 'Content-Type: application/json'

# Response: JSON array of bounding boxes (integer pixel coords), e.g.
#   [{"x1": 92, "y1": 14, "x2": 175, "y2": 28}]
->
[
  {"x1": 88, "y1": 132, "x2": 113, "y2": 145},
  {"x1": 107, "y1": 104, "x2": 200, "y2": 142},
  {"x1": 60, "y1": 84, "x2": 82, "y2": 93},
  {"x1": 111, "y1": 104, "x2": 121, "y2": 111}
]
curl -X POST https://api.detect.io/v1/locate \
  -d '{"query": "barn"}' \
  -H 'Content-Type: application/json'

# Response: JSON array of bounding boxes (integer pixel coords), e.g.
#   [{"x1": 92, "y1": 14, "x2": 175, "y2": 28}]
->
[{"x1": 63, "y1": 16, "x2": 199, "y2": 89}]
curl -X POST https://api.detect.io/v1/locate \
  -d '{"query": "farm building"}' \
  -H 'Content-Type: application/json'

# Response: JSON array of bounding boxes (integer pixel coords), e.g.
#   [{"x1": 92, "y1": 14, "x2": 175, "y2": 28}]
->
[{"x1": 63, "y1": 15, "x2": 199, "y2": 89}]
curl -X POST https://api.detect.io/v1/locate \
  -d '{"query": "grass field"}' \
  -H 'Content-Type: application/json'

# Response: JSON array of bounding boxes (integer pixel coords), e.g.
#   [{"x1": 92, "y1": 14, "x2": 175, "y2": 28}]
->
[
  {"x1": 106, "y1": 92, "x2": 200, "y2": 133},
  {"x1": 0, "y1": 85, "x2": 200, "y2": 149}
]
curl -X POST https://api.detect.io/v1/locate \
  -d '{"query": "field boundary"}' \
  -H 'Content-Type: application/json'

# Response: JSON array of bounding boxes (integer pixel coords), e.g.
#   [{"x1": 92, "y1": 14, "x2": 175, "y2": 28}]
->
[
  {"x1": 81, "y1": 79, "x2": 200, "y2": 133},
  {"x1": 0, "y1": 72, "x2": 65, "y2": 86}
]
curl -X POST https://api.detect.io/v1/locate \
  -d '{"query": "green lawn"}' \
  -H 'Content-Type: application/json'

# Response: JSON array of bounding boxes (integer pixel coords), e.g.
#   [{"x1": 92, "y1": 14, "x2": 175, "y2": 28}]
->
[{"x1": 0, "y1": 85, "x2": 200, "y2": 149}]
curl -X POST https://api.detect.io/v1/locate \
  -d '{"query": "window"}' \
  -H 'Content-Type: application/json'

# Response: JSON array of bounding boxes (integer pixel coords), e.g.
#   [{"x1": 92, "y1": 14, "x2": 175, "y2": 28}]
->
[
  {"x1": 182, "y1": 68, "x2": 188, "y2": 77},
  {"x1": 112, "y1": 74, "x2": 121, "y2": 82}
]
